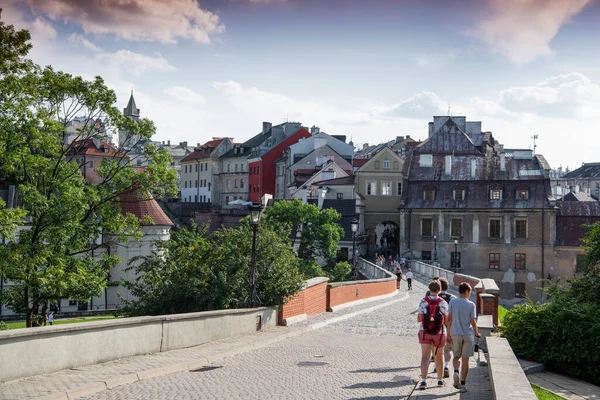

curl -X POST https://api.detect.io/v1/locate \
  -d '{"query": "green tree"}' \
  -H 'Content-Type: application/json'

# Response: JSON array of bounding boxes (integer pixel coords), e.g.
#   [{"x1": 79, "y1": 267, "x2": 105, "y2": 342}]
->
[
  {"x1": 0, "y1": 14, "x2": 177, "y2": 326},
  {"x1": 123, "y1": 221, "x2": 304, "y2": 315},
  {"x1": 331, "y1": 261, "x2": 352, "y2": 282},
  {"x1": 263, "y1": 199, "x2": 344, "y2": 262},
  {"x1": 581, "y1": 221, "x2": 600, "y2": 272}
]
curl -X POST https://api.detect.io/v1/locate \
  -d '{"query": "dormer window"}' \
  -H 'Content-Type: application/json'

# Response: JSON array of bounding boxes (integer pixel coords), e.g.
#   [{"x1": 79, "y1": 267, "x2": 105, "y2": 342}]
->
[
  {"x1": 516, "y1": 188, "x2": 528, "y2": 200},
  {"x1": 383, "y1": 158, "x2": 390, "y2": 169},
  {"x1": 420, "y1": 154, "x2": 433, "y2": 167},
  {"x1": 454, "y1": 187, "x2": 466, "y2": 201},
  {"x1": 423, "y1": 188, "x2": 435, "y2": 201},
  {"x1": 490, "y1": 185, "x2": 503, "y2": 201}
]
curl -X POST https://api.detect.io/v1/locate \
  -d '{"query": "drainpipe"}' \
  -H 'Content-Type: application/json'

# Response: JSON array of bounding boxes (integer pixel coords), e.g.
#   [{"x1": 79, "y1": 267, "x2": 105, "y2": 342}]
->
[
  {"x1": 541, "y1": 190, "x2": 545, "y2": 303},
  {"x1": 197, "y1": 161, "x2": 200, "y2": 204}
]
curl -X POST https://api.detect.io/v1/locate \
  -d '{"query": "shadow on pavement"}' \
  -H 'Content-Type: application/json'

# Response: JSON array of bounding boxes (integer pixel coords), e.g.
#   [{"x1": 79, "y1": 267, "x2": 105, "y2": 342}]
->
[
  {"x1": 351, "y1": 366, "x2": 419, "y2": 374},
  {"x1": 343, "y1": 380, "x2": 415, "y2": 389}
]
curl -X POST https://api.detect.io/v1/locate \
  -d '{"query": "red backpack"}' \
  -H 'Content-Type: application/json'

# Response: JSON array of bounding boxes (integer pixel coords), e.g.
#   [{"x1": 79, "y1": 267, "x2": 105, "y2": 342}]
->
[{"x1": 422, "y1": 297, "x2": 444, "y2": 336}]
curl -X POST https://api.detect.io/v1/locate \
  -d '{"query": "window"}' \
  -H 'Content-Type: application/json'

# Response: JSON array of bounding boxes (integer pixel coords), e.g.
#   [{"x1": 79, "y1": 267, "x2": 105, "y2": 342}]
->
[
  {"x1": 195, "y1": 164, "x2": 198, "y2": 172},
  {"x1": 383, "y1": 158, "x2": 390, "y2": 169},
  {"x1": 337, "y1": 193, "x2": 344, "y2": 199},
  {"x1": 225, "y1": 196, "x2": 229, "y2": 205},
  {"x1": 489, "y1": 219, "x2": 501, "y2": 238},
  {"x1": 195, "y1": 180, "x2": 198, "y2": 187},
  {"x1": 454, "y1": 188, "x2": 466, "y2": 201},
  {"x1": 516, "y1": 188, "x2": 528, "y2": 200},
  {"x1": 451, "y1": 218, "x2": 462, "y2": 237},
  {"x1": 184, "y1": 181, "x2": 187, "y2": 188},
  {"x1": 489, "y1": 253, "x2": 500, "y2": 269},
  {"x1": 90, "y1": 161, "x2": 94, "y2": 168},
  {"x1": 515, "y1": 282, "x2": 526, "y2": 298},
  {"x1": 235, "y1": 179, "x2": 238, "y2": 188},
  {"x1": 366, "y1": 181, "x2": 377, "y2": 196},
  {"x1": 227, "y1": 164, "x2": 230, "y2": 172},
  {"x1": 421, "y1": 251, "x2": 432, "y2": 261},
  {"x1": 69, "y1": 300, "x2": 77, "y2": 306},
  {"x1": 195, "y1": 195, "x2": 198, "y2": 202},
  {"x1": 208, "y1": 183, "x2": 211, "y2": 191},
  {"x1": 397, "y1": 182, "x2": 403, "y2": 196},
  {"x1": 185, "y1": 165, "x2": 188, "y2": 173},
  {"x1": 515, "y1": 219, "x2": 527, "y2": 238},
  {"x1": 381, "y1": 181, "x2": 392, "y2": 196},
  {"x1": 240, "y1": 179, "x2": 244, "y2": 189},
  {"x1": 257, "y1": 166, "x2": 260, "y2": 174},
  {"x1": 490, "y1": 189, "x2": 502, "y2": 200},
  {"x1": 515, "y1": 253, "x2": 526, "y2": 270},
  {"x1": 420, "y1": 154, "x2": 433, "y2": 167},
  {"x1": 423, "y1": 188, "x2": 435, "y2": 201},
  {"x1": 235, "y1": 164, "x2": 239, "y2": 172},
  {"x1": 421, "y1": 218, "x2": 433, "y2": 236}
]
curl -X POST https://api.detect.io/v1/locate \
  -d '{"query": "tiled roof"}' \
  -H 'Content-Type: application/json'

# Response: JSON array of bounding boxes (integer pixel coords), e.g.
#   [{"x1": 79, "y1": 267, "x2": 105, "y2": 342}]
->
[
  {"x1": 118, "y1": 189, "x2": 172, "y2": 226},
  {"x1": 307, "y1": 199, "x2": 356, "y2": 240},
  {"x1": 563, "y1": 163, "x2": 600, "y2": 179},
  {"x1": 181, "y1": 139, "x2": 226, "y2": 163},
  {"x1": 316, "y1": 175, "x2": 354, "y2": 185},
  {"x1": 353, "y1": 158, "x2": 369, "y2": 167},
  {"x1": 556, "y1": 202, "x2": 600, "y2": 246},
  {"x1": 68, "y1": 139, "x2": 125, "y2": 157},
  {"x1": 559, "y1": 192, "x2": 596, "y2": 202},
  {"x1": 556, "y1": 201, "x2": 600, "y2": 217},
  {"x1": 417, "y1": 118, "x2": 481, "y2": 155}
]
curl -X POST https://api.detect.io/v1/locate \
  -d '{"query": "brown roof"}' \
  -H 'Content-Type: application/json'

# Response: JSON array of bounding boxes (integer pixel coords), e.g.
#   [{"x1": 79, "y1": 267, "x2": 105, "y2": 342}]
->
[
  {"x1": 352, "y1": 158, "x2": 369, "y2": 167},
  {"x1": 118, "y1": 189, "x2": 172, "y2": 226},
  {"x1": 181, "y1": 138, "x2": 226, "y2": 163},
  {"x1": 68, "y1": 139, "x2": 125, "y2": 157}
]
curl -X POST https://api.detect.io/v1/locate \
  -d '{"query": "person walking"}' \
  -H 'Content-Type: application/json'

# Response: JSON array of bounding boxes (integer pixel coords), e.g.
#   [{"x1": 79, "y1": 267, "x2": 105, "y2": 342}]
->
[
  {"x1": 406, "y1": 268, "x2": 413, "y2": 290},
  {"x1": 417, "y1": 280, "x2": 449, "y2": 390},
  {"x1": 394, "y1": 263, "x2": 402, "y2": 289},
  {"x1": 447, "y1": 282, "x2": 480, "y2": 393},
  {"x1": 48, "y1": 311, "x2": 54, "y2": 326},
  {"x1": 434, "y1": 278, "x2": 456, "y2": 377}
]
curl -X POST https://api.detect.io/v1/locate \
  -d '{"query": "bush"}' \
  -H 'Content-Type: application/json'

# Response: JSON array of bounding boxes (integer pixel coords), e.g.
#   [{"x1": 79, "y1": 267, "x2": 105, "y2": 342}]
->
[
  {"x1": 298, "y1": 260, "x2": 327, "y2": 280},
  {"x1": 502, "y1": 299, "x2": 600, "y2": 385},
  {"x1": 331, "y1": 261, "x2": 352, "y2": 282},
  {"x1": 0, "y1": 321, "x2": 7, "y2": 330}
]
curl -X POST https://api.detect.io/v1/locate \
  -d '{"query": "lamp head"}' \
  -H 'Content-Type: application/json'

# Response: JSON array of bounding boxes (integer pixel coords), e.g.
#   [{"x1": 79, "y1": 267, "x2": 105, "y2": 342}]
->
[
  {"x1": 454, "y1": 238, "x2": 458, "y2": 245},
  {"x1": 351, "y1": 218, "x2": 359, "y2": 233},
  {"x1": 248, "y1": 204, "x2": 262, "y2": 226}
]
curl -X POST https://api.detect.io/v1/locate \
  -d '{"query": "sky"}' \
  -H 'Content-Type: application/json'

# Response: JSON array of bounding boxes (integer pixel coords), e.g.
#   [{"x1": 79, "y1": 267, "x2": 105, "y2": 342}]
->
[{"x1": 3, "y1": 0, "x2": 600, "y2": 170}]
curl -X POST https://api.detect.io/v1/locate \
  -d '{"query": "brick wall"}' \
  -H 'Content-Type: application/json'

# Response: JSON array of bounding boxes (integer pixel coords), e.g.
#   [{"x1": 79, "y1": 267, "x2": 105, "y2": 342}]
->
[
  {"x1": 278, "y1": 281, "x2": 328, "y2": 325},
  {"x1": 328, "y1": 280, "x2": 396, "y2": 310}
]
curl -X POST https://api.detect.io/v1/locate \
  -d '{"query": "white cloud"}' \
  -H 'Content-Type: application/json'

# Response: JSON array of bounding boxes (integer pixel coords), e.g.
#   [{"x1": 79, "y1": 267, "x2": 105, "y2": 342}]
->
[
  {"x1": 499, "y1": 72, "x2": 600, "y2": 118},
  {"x1": 476, "y1": 0, "x2": 590, "y2": 64},
  {"x1": 164, "y1": 86, "x2": 206, "y2": 105},
  {"x1": 67, "y1": 33, "x2": 102, "y2": 52},
  {"x1": 25, "y1": 0, "x2": 225, "y2": 44},
  {"x1": 381, "y1": 91, "x2": 448, "y2": 118},
  {"x1": 95, "y1": 50, "x2": 176, "y2": 76}
]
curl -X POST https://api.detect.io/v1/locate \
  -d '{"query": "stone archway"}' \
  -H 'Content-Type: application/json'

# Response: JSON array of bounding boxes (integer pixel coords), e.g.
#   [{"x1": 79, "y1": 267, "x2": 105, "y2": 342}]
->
[{"x1": 374, "y1": 221, "x2": 399, "y2": 258}]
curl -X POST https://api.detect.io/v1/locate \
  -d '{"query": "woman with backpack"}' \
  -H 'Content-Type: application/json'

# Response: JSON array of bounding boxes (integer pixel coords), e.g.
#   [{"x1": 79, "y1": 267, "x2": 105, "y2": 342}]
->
[{"x1": 417, "y1": 280, "x2": 449, "y2": 390}]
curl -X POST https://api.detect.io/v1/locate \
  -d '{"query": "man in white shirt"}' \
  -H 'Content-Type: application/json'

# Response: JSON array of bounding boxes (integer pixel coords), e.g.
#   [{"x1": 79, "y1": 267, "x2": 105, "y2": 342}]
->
[{"x1": 405, "y1": 268, "x2": 413, "y2": 290}]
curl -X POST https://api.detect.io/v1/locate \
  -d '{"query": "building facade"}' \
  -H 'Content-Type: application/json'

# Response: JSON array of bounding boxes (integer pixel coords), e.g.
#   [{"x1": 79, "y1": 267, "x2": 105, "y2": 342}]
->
[
  {"x1": 218, "y1": 144, "x2": 250, "y2": 208},
  {"x1": 355, "y1": 146, "x2": 405, "y2": 258},
  {"x1": 399, "y1": 116, "x2": 554, "y2": 302}
]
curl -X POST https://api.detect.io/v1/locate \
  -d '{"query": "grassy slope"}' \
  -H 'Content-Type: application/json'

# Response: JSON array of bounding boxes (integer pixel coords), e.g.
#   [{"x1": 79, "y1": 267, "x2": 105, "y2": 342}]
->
[
  {"x1": 532, "y1": 384, "x2": 565, "y2": 400},
  {"x1": 3, "y1": 316, "x2": 116, "y2": 330}
]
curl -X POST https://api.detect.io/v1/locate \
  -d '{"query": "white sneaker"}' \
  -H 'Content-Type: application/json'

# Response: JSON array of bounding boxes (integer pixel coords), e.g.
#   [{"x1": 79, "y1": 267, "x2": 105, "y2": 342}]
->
[{"x1": 453, "y1": 372, "x2": 460, "y2": 389}]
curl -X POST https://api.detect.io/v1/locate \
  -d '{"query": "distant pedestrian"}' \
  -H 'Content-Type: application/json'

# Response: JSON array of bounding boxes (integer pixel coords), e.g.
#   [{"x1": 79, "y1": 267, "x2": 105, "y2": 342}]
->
[
  {"x1": 388, "y1": 255, "x2": 393, "y2": 268},
  {"x1": 447, "y1": 282, "x2": 480, "y2": 393},
  {"x1": 406, "y1": 268, "x2": 413, "y2": 290},
  {"x1": 48, "y1": 312, "x2": 54, "y2": 326},
  {"x1": 394, "y1": 263, "x2": 402, "y2": 289},
  {"x1": 417, "y1": 280, "x2": 449, "y2": 390}
]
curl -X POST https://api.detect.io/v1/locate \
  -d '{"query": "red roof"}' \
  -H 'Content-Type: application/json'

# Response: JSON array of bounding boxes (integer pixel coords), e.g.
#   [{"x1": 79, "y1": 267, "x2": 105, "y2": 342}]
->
[
  {"x1": 181, "y1": 138, "x2": 226, "y2": 163},
  {"x1": 352, "y1": 158, "x2": 369, "y2": 167},
  {"x1": 68, "y1": 139, "x2": 125, "y2": 157},
  {"x1": 294, "y1": 168, "x2": 316, "y2": 176},
  {"x1": 118, "y1": 189, "x2": 172, "y2": 226}
]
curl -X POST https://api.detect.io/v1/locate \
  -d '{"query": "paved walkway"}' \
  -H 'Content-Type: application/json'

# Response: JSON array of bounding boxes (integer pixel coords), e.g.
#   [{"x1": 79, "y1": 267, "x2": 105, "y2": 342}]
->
[
  {"x1": 0, "y1": 277, "x2": 493, "y2": 400},
  {"x1": 529, "y1": 371, "x2": 600, "y2": 400}
]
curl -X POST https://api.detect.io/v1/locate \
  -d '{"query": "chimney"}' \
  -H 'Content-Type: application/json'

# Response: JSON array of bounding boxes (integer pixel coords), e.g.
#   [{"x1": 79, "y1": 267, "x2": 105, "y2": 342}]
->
[
  {"x1": 262, "y1": 121, "x2": 272, "y2": 134},
  {"x1": 500, "y1": 153, "x2": 506, "y2": 171},
  {"x1": 445, "y1": 155, "x2": 452, "y2": 175},
  {"x1": 406, "y1": 135, "x2": 410, "y2": 139},
  {"x1": 310, "y1": 125, "x2": 320, "y2": 135},
  {"x1": 363, "y1": 143, "x2": 369, "y2": 150},
  {"x1": 396, "y1": 136, "x2": 404, "y2": 143},
  {"x1": 197, "y1": 143, "x2": 201, "y2": 147},
  {"x1": 181, "y1": 141, "x2": 188, "y2": 148},
  {"x1": 92, "y1": 137, "x2": 100, "y2": 149},
  {"x1": 167, "y1": 140, "x2": 170, "y2": 145}
]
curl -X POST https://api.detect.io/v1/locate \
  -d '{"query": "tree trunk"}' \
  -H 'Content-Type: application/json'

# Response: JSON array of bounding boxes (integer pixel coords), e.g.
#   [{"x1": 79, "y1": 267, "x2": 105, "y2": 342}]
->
[
  {"x1": 41, "y1": 301, "x2": 48, "y2": 326},
  {"x1": 24, "y1": 287, "x2": 32, "y2": 328}
]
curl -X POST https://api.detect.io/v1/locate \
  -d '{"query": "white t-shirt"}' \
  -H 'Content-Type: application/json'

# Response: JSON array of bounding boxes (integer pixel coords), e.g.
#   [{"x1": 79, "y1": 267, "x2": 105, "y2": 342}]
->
[
  {"x1": 405, "y1": 271, "x2": 413, "y2": 279},
  {"x1": 418, "y1": 295, "x2": 449, "y2": 333}
]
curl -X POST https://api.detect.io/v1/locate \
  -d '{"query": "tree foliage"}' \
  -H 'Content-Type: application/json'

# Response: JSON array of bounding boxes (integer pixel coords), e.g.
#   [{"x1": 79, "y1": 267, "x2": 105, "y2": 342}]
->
[
  {"x1": 0, "y1": 14, "x2": 177, "y2": 326},
  {"x1": 122, "y1": 222, "x2": 304, "y2": 316},
  {"x1": 263, "y1": 199, "x2": 344, "y2": 262}
]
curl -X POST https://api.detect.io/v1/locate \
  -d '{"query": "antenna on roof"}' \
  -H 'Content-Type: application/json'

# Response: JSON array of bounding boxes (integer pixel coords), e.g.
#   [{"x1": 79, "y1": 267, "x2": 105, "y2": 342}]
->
[
  {"x1": 531, "y1": 134, "x2": 538, "y2": 155},
  {"x1": 447, "y1": 104, "x2": 451, "y2": 116}
]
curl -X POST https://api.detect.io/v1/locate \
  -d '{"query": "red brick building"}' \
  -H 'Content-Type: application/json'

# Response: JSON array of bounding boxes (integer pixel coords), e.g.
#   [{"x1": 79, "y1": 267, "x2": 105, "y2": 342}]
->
[{"x1": 247, "y1": 125, "x2": 311, "y2": 203}]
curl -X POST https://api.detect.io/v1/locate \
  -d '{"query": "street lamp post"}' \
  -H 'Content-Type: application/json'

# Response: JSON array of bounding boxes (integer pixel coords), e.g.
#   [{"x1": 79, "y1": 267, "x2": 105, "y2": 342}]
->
[
  {"x1": 433, "y1": 234, "x2": 438, "y2": 262},
  {"x1": 452, "y1": 238, "x2": 459, "y2": 271},
  {"x1": 248, "y1": 204, "x2": 263, "y2": 307},
  {"x1": 351, "y1": 218, "x2": 359, "y2": 280}
]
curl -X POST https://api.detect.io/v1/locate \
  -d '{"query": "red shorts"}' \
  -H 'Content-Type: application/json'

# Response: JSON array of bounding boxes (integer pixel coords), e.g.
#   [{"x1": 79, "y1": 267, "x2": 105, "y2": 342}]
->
[{"x1": 418, "y1": 331, "x2": 447, "y2": 348}]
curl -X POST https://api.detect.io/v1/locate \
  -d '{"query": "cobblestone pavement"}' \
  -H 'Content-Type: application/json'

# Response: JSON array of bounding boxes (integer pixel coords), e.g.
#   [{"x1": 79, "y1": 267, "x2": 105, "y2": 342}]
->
[
  {"x1": 79, "y1": 278, "x2": 492, "y2": 400},
  {"x1": 0, "y1": 276, "x2": 493, "y2": 400}
]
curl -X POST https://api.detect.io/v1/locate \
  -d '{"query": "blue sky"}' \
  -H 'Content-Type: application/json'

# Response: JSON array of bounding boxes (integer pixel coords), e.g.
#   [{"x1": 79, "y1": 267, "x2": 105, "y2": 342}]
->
[{"x1": 4, "y1": 0, "x2": 600, "y2": 170}]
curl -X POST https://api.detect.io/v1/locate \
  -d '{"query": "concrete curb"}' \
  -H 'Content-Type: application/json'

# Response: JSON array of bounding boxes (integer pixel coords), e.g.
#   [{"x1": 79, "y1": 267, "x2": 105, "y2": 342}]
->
[
  {"x1": 37, "y1": 292, "x2": 411, "y2": 400},
  {"x1": 522, "y1": 363, "x2": 545, "y2": 375}
]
